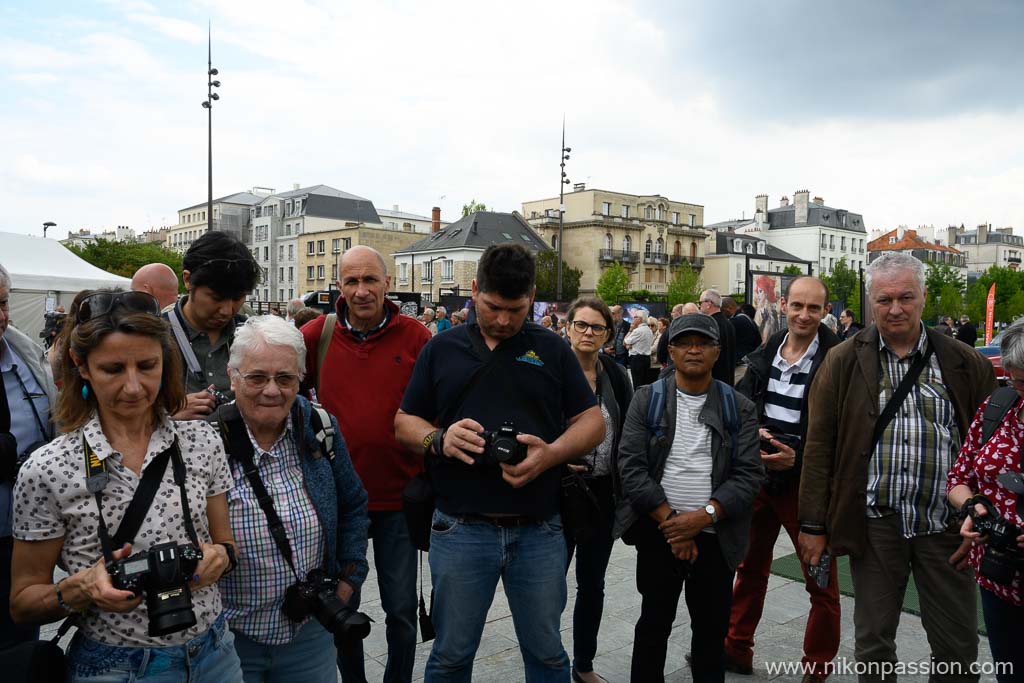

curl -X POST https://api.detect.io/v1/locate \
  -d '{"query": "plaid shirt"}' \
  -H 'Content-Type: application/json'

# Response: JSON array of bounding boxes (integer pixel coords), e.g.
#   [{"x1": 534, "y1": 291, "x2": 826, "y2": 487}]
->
[
  {"x1": 220, "y1": 417, "x2": 325, "y2": 645},
  {"x1": 867, "y1": 324, "x2": 958, "y2": 537}
]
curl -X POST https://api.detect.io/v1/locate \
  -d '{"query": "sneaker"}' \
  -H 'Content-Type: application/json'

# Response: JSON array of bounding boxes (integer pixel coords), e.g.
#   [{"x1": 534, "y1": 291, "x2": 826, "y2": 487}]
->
[{"x1": 684, "y1": 652, "x2": 753, "y2": 676}]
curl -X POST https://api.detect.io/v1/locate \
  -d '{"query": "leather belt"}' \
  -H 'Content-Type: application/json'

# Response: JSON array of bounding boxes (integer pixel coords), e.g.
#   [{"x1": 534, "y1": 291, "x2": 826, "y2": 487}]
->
[{"x1": 466, "y1": 514, "x2": 538, "y2": 528}]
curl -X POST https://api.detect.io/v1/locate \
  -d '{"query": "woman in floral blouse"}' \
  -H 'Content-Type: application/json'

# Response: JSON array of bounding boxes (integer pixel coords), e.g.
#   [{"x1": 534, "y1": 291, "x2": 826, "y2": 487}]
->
[{"x1": 947, "y1": 318, "x2": 1024, "y2": 683}]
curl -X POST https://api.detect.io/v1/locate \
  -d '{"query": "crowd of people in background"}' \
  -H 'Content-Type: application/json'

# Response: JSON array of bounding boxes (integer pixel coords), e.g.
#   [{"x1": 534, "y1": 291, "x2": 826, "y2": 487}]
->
[{"x1": 0, "y1": 235, "x2": 1020, "y2": 683}]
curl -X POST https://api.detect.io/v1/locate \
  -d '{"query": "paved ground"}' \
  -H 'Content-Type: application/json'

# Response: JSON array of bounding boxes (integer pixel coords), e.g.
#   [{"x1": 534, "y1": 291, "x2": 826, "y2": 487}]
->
[{"x1": 354, "y1": 534, "x2": 997, "y2": 682}]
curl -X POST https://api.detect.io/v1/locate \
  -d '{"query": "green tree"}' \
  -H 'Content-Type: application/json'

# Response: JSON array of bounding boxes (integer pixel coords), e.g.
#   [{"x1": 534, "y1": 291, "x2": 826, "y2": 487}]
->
[
  {"x1": 925, "y1": 262, "x2": 966, "y2": 294},
  {"x1": 667, "y1": 259, "x2": 703, "y2": 308},
  {"x1": 461, "y1": 199, "x2": 489, "y2": 217},
  {"x1": 822, "y1": 257, "x2": 858, "y2": 306},
  {"x1": 65, "y1": 239, "x2": 184, "y2": 291},
  {"x1": 936, "y1": 283, "x2": 965, "y2": 319},
  {"x1": 533, "y1": 250, "x2": 582, "y2": 301},
  {"x1": 596, "y1": 262, "x2": 630, "y2": 305},
  {"x1": 973, "y1": 266, "x2": 1021, "y2": 323},
  {"x1": 782, "y1": 264, "x2": 803, "y2": 276}
]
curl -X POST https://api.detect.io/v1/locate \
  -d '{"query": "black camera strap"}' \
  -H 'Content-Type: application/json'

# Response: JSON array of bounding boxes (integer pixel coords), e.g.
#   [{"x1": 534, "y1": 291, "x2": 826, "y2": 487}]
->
[
  {"x1": 871, "y1": 344, "x2": 935, "y2": 450},
  {"x1": 215, "y1": 410, "x2": 301, "y2": 581},
  {"x1": 84, "y1": 435, "x2": 200, "y2": 564}
]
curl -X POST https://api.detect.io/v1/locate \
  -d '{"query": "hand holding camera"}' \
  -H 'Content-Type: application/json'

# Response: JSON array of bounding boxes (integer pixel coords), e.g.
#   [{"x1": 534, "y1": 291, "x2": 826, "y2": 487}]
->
[
  {"x1": 959, "y1": 495, "x2": 1024, "y2": 585},
  {"x1": 107, "y1": 541, "x2": 204, "y2": 636}
]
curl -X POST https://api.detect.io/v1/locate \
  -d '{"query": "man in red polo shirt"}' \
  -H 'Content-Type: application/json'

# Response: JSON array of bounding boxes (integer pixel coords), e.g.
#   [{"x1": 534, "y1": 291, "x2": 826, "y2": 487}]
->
[{"x1": 302, "y1": 245, "x2": 430, "y2": 683}]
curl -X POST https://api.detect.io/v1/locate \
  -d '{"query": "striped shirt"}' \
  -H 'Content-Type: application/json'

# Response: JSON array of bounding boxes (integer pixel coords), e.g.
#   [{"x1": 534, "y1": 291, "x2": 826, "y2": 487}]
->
[
  {"x1": 763, "y1": 334, "x2": 819, "y2": 437},
  {"x1": 867, "y1": 324, "x2": 958, "y2": 538},
  {"x1": 220, "y1": 417, "x2": 326, "y2": 645},
  {"x1": 662, "y1": 389, "x2": 715, "y2": 533}
]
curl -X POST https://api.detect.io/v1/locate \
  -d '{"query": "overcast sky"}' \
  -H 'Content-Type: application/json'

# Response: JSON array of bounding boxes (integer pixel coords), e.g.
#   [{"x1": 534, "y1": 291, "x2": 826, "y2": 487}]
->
[{"x1": 2, "y1": 0, "x2": 1022, "y2": 238}]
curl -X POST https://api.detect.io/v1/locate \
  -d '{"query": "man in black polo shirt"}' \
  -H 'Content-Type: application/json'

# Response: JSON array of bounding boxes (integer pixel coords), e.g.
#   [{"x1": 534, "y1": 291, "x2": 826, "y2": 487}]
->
[{"x1": 395, "y1": 243, "x2": 604, "y2": 682}]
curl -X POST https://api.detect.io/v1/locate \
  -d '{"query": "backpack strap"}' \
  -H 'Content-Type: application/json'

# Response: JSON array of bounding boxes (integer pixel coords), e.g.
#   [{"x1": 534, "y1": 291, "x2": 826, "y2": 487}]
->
[
  {"x1": 714, "y1": 379, "x2": 740, "y2": 460},
  {"x1": 314, "y1": 313, "x2": 338, "y2": 396},
  {"x1": 645, "y1": 376, "x2": 670, "y2": 446},
  {"x1": 981, "y1": 386, "x2": 1019, "y2": 446},
  {"x1": 308, "y1": 403, "x2": 336, "y2": 461}
]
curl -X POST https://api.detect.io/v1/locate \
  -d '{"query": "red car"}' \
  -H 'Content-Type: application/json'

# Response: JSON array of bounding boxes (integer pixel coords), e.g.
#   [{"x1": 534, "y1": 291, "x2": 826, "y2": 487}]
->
[{"x1": 977, "y1": 332, "x2": 1007, "y2": 385}]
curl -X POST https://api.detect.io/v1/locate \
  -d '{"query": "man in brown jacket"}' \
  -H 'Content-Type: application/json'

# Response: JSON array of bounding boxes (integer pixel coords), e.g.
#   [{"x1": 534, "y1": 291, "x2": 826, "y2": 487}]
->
[{"x1": 798, "y1": 252, "x2": 995, "y2": 682}]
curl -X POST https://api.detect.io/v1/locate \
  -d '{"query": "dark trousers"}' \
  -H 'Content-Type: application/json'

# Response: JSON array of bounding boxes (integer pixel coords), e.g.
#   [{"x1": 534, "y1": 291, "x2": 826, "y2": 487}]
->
[
  {"x1": 980, "y1": 587, "x2": 1024, "y2": 683},
  {"x1": 627, "y1": 355, "x2": 649, "y2": 388},
  {"x1": 565, "y1": 475, "x2": 616, "y2": 674},
  {"x1": 725, "y1": 480, "x2": 840, "y2": 676},
  {"x1": 0, "y1": 536, "x2": 38, "y2": 651},
  {"x1": 631, "y1": 522, "x2": 734, "y2": 683},
  {"x1": 849, "y1": 516, "x2": 978, "y2": 682}
]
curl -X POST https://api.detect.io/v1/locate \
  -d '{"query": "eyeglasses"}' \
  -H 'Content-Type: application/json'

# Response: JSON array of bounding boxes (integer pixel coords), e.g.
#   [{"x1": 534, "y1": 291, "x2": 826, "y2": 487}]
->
[
  {"x1": 76, "y1": 291, "x2": 161, "y2": 324},
  {"x1": 570, "y1": 320, "x2": 609, "y2": 335},
  {"x1": 236, "y1": 372, "x2": 301, "y2": 390},
  {"x1": 669, "y1": 338, "x2": 718, "y2": 350}
]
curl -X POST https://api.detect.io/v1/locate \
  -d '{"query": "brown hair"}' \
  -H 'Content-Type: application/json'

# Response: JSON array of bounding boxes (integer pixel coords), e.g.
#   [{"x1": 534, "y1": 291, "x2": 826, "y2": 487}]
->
[
  {"x1": 566, "y1": 296, "x2": 615, "y2": 332},
  {"x1": 54, "y1": 307, "x2": 186, "y2": 431}
]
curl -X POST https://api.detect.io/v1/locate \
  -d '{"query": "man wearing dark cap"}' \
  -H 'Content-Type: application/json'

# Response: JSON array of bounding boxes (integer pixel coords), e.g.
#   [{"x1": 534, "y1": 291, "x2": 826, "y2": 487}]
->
[{"x1": 615, "y1": 313, "x2": 763, "y2": 682}]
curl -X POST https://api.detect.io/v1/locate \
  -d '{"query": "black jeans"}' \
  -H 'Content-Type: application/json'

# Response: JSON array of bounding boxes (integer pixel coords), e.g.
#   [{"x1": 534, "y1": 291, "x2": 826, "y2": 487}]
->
[
  {"x1": 628, "y1": 355, "x2": 649, "y2": 388},
  {"x1": 980, "y1": 587, "x2": 1024, "y2": 683},
  {"x1": 565, "y1": 475, "x2": 616, "y2": 674},
  {"x1": 630, "y1": 522, "x2": 734, "y2": 683},
  {"x1": 0, "y1": 536, "x2": 38, "y2": 651}
]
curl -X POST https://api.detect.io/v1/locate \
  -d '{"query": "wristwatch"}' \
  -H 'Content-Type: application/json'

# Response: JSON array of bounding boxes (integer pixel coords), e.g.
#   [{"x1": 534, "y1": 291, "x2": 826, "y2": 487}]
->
[
  {"x1": 704, "y1": 503, "x2": 718, "y2": 524},
  {"x1": 422, "y1": 429, "x2": 443, "y2": 458},
  {"x1": 218, "y1": 542, "x2": 238, "y2": 575}
]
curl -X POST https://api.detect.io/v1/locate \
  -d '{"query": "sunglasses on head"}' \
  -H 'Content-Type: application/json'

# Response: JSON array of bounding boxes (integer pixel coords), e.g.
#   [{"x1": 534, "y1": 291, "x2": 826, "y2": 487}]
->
[{"x1": 76, "y1": 291, "x2": 162, "y2": 324}]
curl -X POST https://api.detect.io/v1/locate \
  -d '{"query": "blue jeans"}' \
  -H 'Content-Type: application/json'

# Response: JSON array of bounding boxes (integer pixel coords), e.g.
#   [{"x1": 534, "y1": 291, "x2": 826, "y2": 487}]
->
[
  {"x1": 425, "y1": 510, "x2": 570, "y2": 683},
  {"x1": 564, "y1": 475, "x2": 616, "y2": 674},
  {"x1": 338, "y1": 509, "x2": 417, "y2": 683},
  {"x1": 233, "y1": 619, "x2": 336, "y2": 683},
  {"x1": 980, "y1": 587, "x2": 1024, "y2": 683},
  {"x1": 68, "y1": 614, "x2": 242, "y2": 682}
]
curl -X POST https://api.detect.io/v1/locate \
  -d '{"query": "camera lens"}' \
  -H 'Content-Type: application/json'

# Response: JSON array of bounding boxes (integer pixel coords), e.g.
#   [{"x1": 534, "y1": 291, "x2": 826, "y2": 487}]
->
[
  {"x1": 147, "y1": 584, "x2": 198, "y2": 637},
  {"x1": 314, "y1": 591, "x2": 371, "y2": 643}
]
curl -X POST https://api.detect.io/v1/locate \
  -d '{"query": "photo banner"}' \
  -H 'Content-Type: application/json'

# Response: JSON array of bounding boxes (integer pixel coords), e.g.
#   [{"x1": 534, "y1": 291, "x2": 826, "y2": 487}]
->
[{"x1": 746, "y1": 271, "x2": 797, "y2": 343}]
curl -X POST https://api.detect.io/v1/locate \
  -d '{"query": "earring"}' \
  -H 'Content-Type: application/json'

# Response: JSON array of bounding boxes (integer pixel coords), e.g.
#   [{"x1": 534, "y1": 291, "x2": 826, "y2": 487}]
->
[{"x1": 81, "y1": 383, "x2": 90, "y2": 400}]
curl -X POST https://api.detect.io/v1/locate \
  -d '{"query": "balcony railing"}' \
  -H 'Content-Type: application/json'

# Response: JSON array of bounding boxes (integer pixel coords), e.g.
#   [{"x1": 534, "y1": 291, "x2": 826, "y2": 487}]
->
[
  {"x1": 644, "y1": 253, "x2": 669, "y2": 265},
  {"x1": 688, "y1": 256, "x2": 705, "y2": 268},
  {"x1": 599, "y1": 249, "x2": 640, "y2": 263},
  {"x1": 642, "y1": 282, "x2": 668, "y2": 294}
]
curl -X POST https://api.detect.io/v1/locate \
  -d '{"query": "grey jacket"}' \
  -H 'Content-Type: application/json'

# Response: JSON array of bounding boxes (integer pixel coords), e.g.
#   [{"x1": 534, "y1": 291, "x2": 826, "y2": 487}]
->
[
  {"x1": 613, "y1": 377, "x2": 764, "y2": 570},
  {"x1": 5, "y1": 325, "x2": 58, "y2": 418}
]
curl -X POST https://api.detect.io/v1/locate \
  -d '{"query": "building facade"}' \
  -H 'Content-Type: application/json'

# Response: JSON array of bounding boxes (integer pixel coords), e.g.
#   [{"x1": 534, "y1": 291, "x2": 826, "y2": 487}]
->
[
  {"x1": 392, "y1": 211, "x2": 549, "y2": 301},
  {"x1": 702, "y1": 226, "x2": 810, "y2": 295},
  {"x1": 521, "y1": 186, "x2": 706, "y2": 295},
  {"x1": 61, "y1": 225, "x2": 136, "y2": 248},
  {"x1": 737, "y1": 190, "x2": 868, "y2": 276},
  {"x1": 167, "y1": 189, "x2": 269, "y2": 254},
  {"x1": 952, "y1": 223, "x2": 1022, "y2": 274},
  {"x1": 867, "y1": 227, "x2": 968, "y2": 271}
]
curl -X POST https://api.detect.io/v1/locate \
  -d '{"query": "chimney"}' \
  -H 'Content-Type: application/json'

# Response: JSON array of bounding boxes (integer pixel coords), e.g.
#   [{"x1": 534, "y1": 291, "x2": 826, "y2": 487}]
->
[
  {"x1": 978, "y1": 223, "x2": 989, "y2": 244},
  {"x1": 754, "y1": 194, "x2": 768, "y2": 231},
  {"x1": 813, "y1": 196, "x2": 824, "y2": 205},
  {"x1": 393, "y1": 204, "x2": 399, "y2": 211},
  {"x1": 947, "y1": 225, "x2": 958, "y2": 247},
  {"x1": 794, "y1": 189, "x2": 810, "y2": 225},
  {"x1": 293, "y1": 183, "x2": 300, "y2": 190},
  {"x1": 431, "y1": 206, "x2": 441, "y2": 233},
  {"x1": 780, "y1": 195, "x2": 790, "y2": 207}
]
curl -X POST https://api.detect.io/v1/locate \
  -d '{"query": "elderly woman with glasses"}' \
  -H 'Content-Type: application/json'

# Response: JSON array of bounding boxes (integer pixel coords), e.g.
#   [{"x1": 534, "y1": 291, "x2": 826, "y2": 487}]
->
[
  {"x1": 208, "y1": 315, "x2": 369, "y2": 683},
  {"x1": 10, "y1": 289, "x2": 243, "y2": 682},
  {"x1": 564, "y1": 296, "x2": 633, "y2": 683},
  {"x1": 947, "y1": 317, "x2": 1024, "y2": 682}
]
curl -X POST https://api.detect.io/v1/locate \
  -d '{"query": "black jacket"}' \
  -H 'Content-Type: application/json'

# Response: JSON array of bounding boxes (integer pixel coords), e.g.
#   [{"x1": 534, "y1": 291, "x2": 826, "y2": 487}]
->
[
  {"x1": 839, "y1": 322, "x2": 863, "y2": 341},
  {"x1": 956, "y1": 322, "x2": 978, "y2": 347},
  {"x1": 731, "y1": 313, "x2": 761, "y2": 362},
  {"x1": 711, "y1": 311, "x2": 737, "y2": 386},
  {"x1": 735, "y1": 323, "x2": 840, "y2": 491}
]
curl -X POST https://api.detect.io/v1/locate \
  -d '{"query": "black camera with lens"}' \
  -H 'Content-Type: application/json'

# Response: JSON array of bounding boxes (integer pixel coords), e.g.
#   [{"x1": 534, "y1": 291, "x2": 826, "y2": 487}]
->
[
  {"x1": 967, "y1": 497, "x2": 1024, "y2": 585},
  {"x1": 479, "y1": 421, "x2": 527, "y2": 466},
  {"x1": 107, "y1": 541, "x2": 202, "y2": 637},
  {"x1": 282, "y1": 569, "x2": 371, "y2": 644}
]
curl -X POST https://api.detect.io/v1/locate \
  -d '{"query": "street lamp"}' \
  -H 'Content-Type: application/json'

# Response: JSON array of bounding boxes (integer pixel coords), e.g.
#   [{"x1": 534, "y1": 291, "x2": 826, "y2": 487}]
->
[
  {"x1": 557, "y1": 119, "x2": 571, "y2": 301},
  {"x1": 426, "y1": 255, "x2": 447, "y2": 305},
  {"x1": 201, "y1": 25, "x2": 220, "y2": 233},
  {"x1": 42, "y1": 221, "x2": 56, "y2": 239}
]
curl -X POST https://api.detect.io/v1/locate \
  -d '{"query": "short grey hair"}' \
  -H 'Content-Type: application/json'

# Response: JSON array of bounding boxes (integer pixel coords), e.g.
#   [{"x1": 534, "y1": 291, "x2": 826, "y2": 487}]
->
[
  {"x1": 865, "y1": 252, "x2": 925, "y2": 295},
  {"x1": 701, "y1": 289, "x2": 722, "y2": 307},
  {"x1": 228, "y1": 315, "x2": 306, "y2": 379},
  {"x1": 286, "y1": 298, "x2": 304, "y2": 317},
  {"x1": 437, "y1": 306, "x2": 447, "y2": 316},
  {"x1": 999, "y1": 317, "x2": 1024, "y2": 373},
  {"x1": 0, "y1": 263, "x2": 10, "y2": 290}
]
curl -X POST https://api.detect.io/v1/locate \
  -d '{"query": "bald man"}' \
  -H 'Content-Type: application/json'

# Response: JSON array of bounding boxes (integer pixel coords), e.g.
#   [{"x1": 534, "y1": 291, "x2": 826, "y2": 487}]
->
[{"x1": 131, "y1": 263, "x2": 179, "y2": 309}]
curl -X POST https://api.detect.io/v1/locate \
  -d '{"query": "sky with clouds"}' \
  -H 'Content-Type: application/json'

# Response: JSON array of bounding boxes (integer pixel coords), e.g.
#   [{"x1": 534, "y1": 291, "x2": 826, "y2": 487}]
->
[{"x1": 1, "y1": 0, "x2": 1022, "y2": 238}]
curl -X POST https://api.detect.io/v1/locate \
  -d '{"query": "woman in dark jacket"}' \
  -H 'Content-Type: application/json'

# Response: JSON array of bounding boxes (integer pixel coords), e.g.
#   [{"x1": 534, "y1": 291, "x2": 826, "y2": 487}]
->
[{"x1": 565, "y1": 296, "x2": 633, "y2": 683}]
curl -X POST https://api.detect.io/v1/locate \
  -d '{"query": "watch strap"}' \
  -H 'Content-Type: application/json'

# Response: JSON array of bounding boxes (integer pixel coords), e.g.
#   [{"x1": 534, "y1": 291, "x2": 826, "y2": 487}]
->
[{"x1": 219, "y1": 542, "x2": 238, "y2": 575}]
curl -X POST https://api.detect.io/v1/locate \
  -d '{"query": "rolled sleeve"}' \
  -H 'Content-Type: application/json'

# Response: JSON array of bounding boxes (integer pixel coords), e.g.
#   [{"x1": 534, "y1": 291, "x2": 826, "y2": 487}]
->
[{"x1": 12, "y1": 455, "x2": 65, "y2": 541}]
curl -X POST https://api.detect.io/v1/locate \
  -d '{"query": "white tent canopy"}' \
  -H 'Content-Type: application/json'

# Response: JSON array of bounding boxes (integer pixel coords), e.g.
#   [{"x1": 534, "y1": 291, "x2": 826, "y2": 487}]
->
[{"x1": 0, "y1": 231, "x2": 131, "y2": 341}]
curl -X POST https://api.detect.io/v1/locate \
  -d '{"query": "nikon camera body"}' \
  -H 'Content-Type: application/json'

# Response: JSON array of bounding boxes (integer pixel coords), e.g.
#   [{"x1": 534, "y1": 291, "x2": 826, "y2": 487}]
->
[{"x1": 108, "y1": 541, "x2": 202, "y2": 637}]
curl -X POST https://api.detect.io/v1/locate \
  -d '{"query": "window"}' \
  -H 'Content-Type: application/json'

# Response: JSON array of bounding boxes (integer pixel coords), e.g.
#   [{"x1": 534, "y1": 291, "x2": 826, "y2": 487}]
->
[
  {"x1": 288, "y1": 289, "x2": 293, "y2": 299},
  {"x1": 263, "y1": 289, "x2": 268, "y2": 300},
  {"x1": 307, "y1": 241, "x2": 315, "y2": 255},
  {"x1": 674, "y1": 240, "x2": 681, "y2": 255},
  {"x1": 645, "y1": 238, "x2": 653, "y2": 258},
  {"x1": 689, "y1": 214, "x2": 696, "y2": 227},
  {"x1": 672, "y1": 212, "x2": 679, "y2": 225},
  {"x1": 279, "y1": 245, "x2": 284, "y2": 260},
  {"x1": 343, "y1": 238, "x2": 352, "y2": 250},
  {"x1": 399, "y1": 263, "x2": 408, "y2": 283},
  {"x1": 621, "y1": 205, "x2": 630, "y2": 218},
  {"x1": 602, "y1": 202, "x2": 611, "y2": 216},
  {"x1": 888, "y1": 236, "x2": 896, "y2": 244},
  {"x1": 841, "y1": 236, "x2": 846, "y2": 250},
  {"x1": 279, "y1": 267, "x2": 284, "y2": 281},
  {"x1": 288, "y1": 267, "x2": 293, "y2": 281},
  {"x1": 645, "y1": 206, "x2": 653, "y2": 220},
  {"x1": 821, "y1": 234, "x2": 828, "y2": 247},
  {"x1": 317, "y1": 240, "x2": 325, "y2": 255},
  {"x1": 656, "y1": 207, "x2": 664, "y2": 221},
  {"x1": 604, "y1": 233, "x2": 613, "y2": 250},
  {"x1": 551, "y1": 235, "x2": 557, "y2": 249},
  {"x1": 279, "y1": 289, "x2": 284, "y2": 300},
  {"x1": 744, "y1": 243, "x2": 753, "y2": 254},
  {"x1": 757, "y1": 242, "x2": 766, "y2": 255},
  {"x1": 829, "y1": 236, "x2": 835, "y2": 249},
  {"x1": 263, "y1": 246, "x2": 269, "y2": 261},
  {"x1": 332, "y1": 238, "x2": 341, "y2": 253},
  {"x1": 623, "y1": 235, "x2": 632, "y2": 252},
  {"x1": 655, "y1": 237, "x2": 663, "y2": 254},
  {"x1": 317, "y1": 265, "x2": 325, "y2": 279},
  {"x1": 829, "y1": 258, "x2": 834, "y2": 271},
  {"x1": 733, "y1": 238, "x2": 743, "y2": 252},
  {"x1": 307, "y1": 266, "x2": 314, "y2": 280},
  {"x1": 332, "y1": 263, "x2": 338, "y2": 280},
  {"x1": 288, "y1": 245, "x2": 294, "y2": 259},
  {"x1": 423, "y1": 262, "x2": 433, "y2": 282},
  {"x1": 443, "y1": 260, "x2": 454, "y2": 281},
  {"x1": 690, "y1": 242, "x2": 697, "y2": 259}
]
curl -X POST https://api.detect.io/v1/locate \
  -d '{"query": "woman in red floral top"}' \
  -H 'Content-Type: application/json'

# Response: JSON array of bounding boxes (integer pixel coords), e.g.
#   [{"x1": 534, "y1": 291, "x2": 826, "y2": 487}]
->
[{"x1": 947, "y1": 320, "x2": 1024, "y2": 683}]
